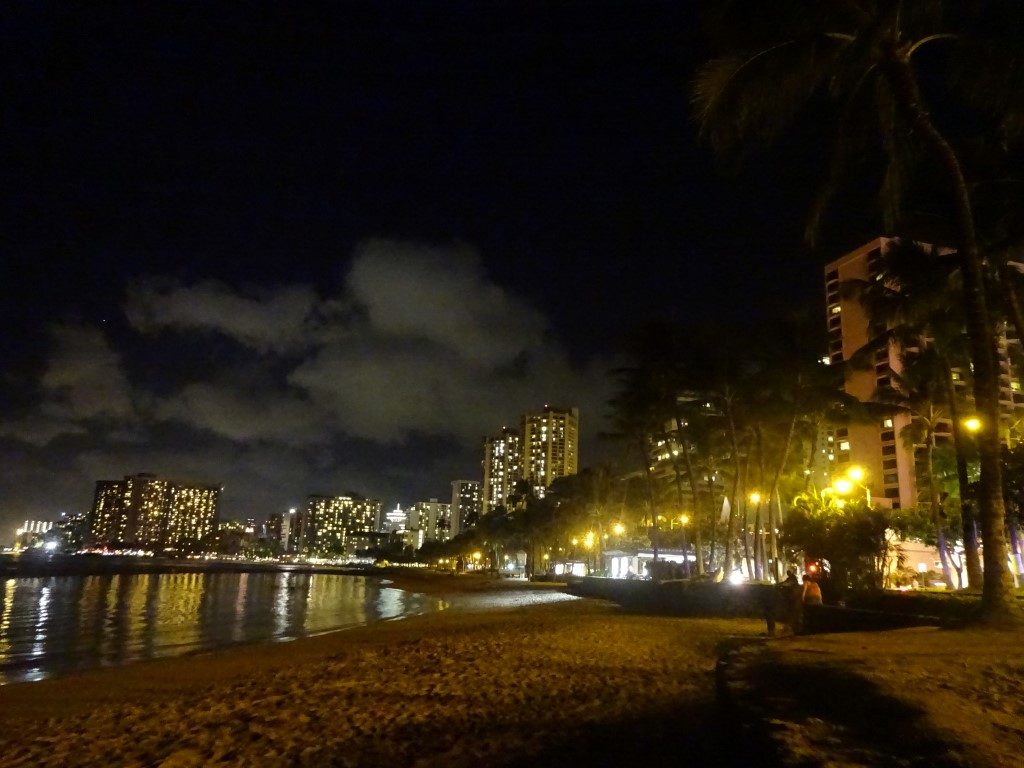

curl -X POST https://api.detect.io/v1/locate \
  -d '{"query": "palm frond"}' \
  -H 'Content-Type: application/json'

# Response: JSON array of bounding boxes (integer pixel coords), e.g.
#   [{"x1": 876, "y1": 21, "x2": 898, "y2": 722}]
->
[{"x1": 693, "y1": 35, "x2": 846, "y2": 152}]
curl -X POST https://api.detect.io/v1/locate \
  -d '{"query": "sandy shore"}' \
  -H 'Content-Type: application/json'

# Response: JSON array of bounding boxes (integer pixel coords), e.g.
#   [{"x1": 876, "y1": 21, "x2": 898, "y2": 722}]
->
[
  {"x1": 731, "y1": 626, "x2": 1024, "y2": 767},
  {"x1": 0, "y1": 572, "x2": 764, "y2": 767}
]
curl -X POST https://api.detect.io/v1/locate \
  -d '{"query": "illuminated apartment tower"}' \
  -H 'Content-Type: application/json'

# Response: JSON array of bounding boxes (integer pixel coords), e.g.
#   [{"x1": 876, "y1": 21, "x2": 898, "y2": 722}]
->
[
  {"x1": 165, "y1": 484, "x2": 220, "y2": 550},
  {"x1": 482, "y1": 427, "x2": 521, "y2": 514},
  {"x1": 409, "y1": 499, "x2": 452, "y2": 544},
  {"x1": 86, "y1": 473, "x2": 167, "y2": 548},
  {"x1": 824, "y1": 238, "x2": 1024, "y2": 509},
  {"x1": 346, "y1": 498, "x2": 381, "y2": 555},
  {"x1": 90, "y1": 480, "x2": 126, "y2": 545},
  {"x1": 521, "y1": 406, "x2": 579, "y2": 497},
  {"x1": 123, "y1": 473, "x2": 169, "y2": 546},
  {"x1": 296, "y1": 495, "x2": 380, "y2": 556},
  {"x1": 450, "y1": 480, "x2": 482, "y2": 537},
  {"x1": 88, "y1": 473, "x2": 219, "y2": 550}
]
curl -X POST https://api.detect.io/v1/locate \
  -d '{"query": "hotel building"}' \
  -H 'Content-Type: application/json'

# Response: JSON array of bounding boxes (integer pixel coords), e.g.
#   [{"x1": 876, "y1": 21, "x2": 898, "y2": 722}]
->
[
  {"x1": 482, "y1": 427, "x2": 522, "y2": 514},
  {"x1": 165, "y1": 484, "x2": 220, "y2": 550},
  {"x1": 408, "y1": 499, "x2": 452, "y2": 544},
  {"x1": 295, "y1": 495, "x2": 380, "y2": 557},
  {"x1": 824, "y1": 238, "x2": 1024, "y2": 509},
  {"x1": 450, "y1": 480, "x2": 482, "y2": 537},
  {"x1": 87, "y1": 473, "x2": 221, "y2": 550},
  {"x1": 521, "y1": 406, "x2": 579, "y2": 498}
]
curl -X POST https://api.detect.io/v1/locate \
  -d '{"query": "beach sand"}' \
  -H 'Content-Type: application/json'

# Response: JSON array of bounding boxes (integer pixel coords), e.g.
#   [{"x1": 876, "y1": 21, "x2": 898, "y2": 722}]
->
[{"x1": 0, "y1": 572, "x2": 764, "y2": 767}]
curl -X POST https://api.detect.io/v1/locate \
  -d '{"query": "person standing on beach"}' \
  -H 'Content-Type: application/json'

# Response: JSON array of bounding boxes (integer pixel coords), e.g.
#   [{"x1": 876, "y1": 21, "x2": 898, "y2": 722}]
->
[{"x1": 802, "y1": 573, "x2": 823, "y2": 606}]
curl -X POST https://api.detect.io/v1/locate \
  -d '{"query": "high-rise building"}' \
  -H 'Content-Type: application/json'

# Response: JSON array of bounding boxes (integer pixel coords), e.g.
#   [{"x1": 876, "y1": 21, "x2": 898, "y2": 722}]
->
[
  {"x1": 89, "y1": 480, "x2": 124, "y2": 545},
  {"x1": 346, "y1": 498, "x2": 380, "y2": 555},
  {"x1": 123, "y1": 473, "x2": 169, "y2": 547},
  {"x1": 382, "y1": 504, "x2": 407, "y2": 534},
  {"x1": 165, "y1": 484, "x2": 220, "y2": 550},
  {"x1": 296, "y1": 495, "x2": 381, "y2": 557},
  {"x1": 450, "y1": 480, "x2": 481, "y2": 537},
  {"x1": 408, "y1": 499, "x2": 451, "y2": 544},
  {"x1": 825, "y1": 238, "x2": 1024, "y2": 509},
  {"x1": 281, "y1": 507, "x2": 296, "y2": 552},
  {"x1": 87, "y1": 473, "x2": 220, "y2": 550},
  {"x1": 521, "y1": 406, "x2": 579, "y2": 497},
  {"x1": 482, "y1": 427, "x2": 521, "y2": 514}
]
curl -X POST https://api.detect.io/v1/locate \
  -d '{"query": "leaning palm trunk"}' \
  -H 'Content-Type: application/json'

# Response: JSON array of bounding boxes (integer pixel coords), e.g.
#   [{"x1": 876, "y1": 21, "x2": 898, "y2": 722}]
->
[
  {"x1": 941, "y1": 362, "x2": 983, "y2": 587},
  {"x1": 675, "y1": 416, "x2": 706, "y2": 575},
  {"x1": 741, "y1": 453, "x2": 755, "y2": 580},
  {"x1": 668, "y1": 454, "x2": 691, "y2": 575},
  {"x1": 884, "y1": 52, "x2": 1014, "y2": 621},
  {"x1": 755, "y1": 425, "x2": 768, "y2": 579},
  {"x1": 723, "y1": 400, "x2": 742, "y2": 579},
  {"x1": 639, "y1": 435, "x2": 660, "y2": 572},
  {"x1": 766, "y1": 404, "x2": 798, "y2": 581},
  {"x1": 804, "y1": 417, "x2": 821, "y2": 490},
  {"x1": 998, "y1": 263, "x2": 1024, "y2": 363},
  {"x1": 926, "y1": 434, "x2": 955, "y2": 589}
]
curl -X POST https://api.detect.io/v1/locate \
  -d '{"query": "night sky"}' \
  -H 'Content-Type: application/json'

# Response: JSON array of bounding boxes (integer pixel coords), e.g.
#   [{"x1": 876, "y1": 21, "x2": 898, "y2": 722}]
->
[{"x1": 2, "y1": 2, "x2": 879, "y2": 528}]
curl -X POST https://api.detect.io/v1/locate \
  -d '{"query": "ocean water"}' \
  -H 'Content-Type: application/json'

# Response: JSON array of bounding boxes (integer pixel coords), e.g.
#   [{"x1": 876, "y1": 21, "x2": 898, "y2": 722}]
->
[{"x1": 0, "y1": 571, "x2": 438, "y2": 684}]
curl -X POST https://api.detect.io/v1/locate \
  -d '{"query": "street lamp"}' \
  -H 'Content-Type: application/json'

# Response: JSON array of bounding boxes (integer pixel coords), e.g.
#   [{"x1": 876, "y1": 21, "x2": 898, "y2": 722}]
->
[
  {"x1": 831, "y1": 466, "x2": 871, "y2": 505},
  {"x1": 612, "y1": 522, "x2": 626, "y2": 537},
  {"x1": 748, "y1": 492, "x2": 761, "y2": 505},
  {"x1": 964, "y1": 416, "x2": 982, "y2": 434}
]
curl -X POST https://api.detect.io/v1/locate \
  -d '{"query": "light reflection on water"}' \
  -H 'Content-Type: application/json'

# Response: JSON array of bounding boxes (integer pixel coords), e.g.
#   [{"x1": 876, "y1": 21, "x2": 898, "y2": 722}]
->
[{"x1": 0, "y1": 573, "x2": 437, "y2": 684}]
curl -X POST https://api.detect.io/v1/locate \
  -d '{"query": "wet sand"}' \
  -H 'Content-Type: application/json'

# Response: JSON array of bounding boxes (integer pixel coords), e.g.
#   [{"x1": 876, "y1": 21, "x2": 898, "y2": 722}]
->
[{"x1": 0, "y1": 572, "x2": 765, "y2": 767}]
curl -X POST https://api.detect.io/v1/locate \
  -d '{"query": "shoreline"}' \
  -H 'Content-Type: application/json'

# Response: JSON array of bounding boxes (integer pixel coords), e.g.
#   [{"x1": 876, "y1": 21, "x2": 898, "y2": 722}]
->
[
  {"x1": 0, "y1": 572, "x2": 571, "y2": 716},
  {"x1": 0, "y1": 570, "x2": 568, "y2": 690},
  {"x1": 0, "y1": 587, "x2": 766, "y2": 767}
]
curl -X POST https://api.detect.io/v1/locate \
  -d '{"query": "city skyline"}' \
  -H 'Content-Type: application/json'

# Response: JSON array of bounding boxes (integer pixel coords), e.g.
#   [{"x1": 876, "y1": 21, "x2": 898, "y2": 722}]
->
[{"x1": 2, "y1": 3, "x2": 882, "y2": 531}]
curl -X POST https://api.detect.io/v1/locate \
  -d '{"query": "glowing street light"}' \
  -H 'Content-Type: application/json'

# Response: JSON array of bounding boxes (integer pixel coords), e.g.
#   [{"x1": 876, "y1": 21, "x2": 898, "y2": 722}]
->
[
  {"x1": 833, "y1": 478, "x2": 854, "y2": 495},
  {"x1": 846, "y1": 465, "x2": 865, "y2": 482},
  {"x1": 612, "y1": 522, "x2": 626, "y2": 536},
  {"x1": 749, "y1": 492, "x2": 761, "y2": 505},
  {"x1": 583, "y1": 531, "x2": 595, "y2": 549},
  {"x1": 679, "y1": 514, "x2": 690, "y2": 526},
  {"x1": 964, "y1": 416, "x2": 982, "y2": 434}
]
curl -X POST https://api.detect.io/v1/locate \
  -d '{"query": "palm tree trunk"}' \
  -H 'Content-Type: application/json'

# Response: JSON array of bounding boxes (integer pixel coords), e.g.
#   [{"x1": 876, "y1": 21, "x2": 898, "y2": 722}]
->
[
  {"x1": 638, "y1": 436, "x2": 660, "y2": 572},
  {"x1": 707, "y1": 476, "x2": 718, "y2": 574},
  {"x1": 674, "y1": 412, "x2": 705, "y2": 575},
  {"x1": 998, "y1": 263, "x2": 1024, "y2": 362},
  {"x1": 723, "y1": 399, "x2": 742, "y2": 578},
  {"x1": 805, "y1": 417, "x2": 820, "y2": 489},
  {"x1": 767, "y1": 404, "x2": 799, "y2": 581},
  {"x1": 926, "y1": 432, "x2": 955, "y2": 590},
  {"x1": 755, "y1": 424, "x2": 768, "y2": 579},
  {"x1": 741, "y1": 452, "x2": 755, "y2": 580},
  {"x1": 669, "y1": 457, "x2": 691, "y2": 573},
  {"x1": 941, "y1": 361, "x2": 983, "y2": 588},
  {"x1": 884, "y1": 53, "x2": 1015, "y2": 621}
]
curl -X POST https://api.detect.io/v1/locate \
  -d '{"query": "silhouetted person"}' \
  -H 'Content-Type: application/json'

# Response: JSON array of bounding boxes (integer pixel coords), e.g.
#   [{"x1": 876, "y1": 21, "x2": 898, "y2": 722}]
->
[{"x1": 802, "y1": 574, "x2": 823, "y2": 606}]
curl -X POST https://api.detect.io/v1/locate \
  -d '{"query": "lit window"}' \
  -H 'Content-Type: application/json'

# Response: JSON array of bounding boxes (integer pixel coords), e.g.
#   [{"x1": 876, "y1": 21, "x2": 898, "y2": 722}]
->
[
  {"x1": 830, "y1": 306, "x2": 842, "y2": 315},
  {"x1": 883, "y1": 418, "x2": 894, "y2": 428},
  {"x1": 1013, "y1": 381, "x2": 1021, "y2": 392},
  {"x1": 839, "y1": 441, "x2": 850, "y2": 451}
]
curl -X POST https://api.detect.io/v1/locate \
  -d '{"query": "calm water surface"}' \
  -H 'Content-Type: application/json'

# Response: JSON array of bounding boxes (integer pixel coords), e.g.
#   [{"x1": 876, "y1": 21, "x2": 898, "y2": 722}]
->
[{"x1": 0, "y1": 572, "x2": 439, "y2": 684}]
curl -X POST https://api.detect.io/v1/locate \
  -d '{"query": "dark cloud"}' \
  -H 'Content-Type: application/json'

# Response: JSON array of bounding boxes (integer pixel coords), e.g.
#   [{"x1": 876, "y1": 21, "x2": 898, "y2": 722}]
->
[
  {"x1": 0, "y1": 241, "x2": 614, "y2": 526},
  {"x1": 1, "y1": 324, "x2": 133, "y2": 446}
]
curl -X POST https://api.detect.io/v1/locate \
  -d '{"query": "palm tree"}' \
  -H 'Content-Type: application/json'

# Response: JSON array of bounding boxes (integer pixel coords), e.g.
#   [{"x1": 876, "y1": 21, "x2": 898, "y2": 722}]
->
[
  {"x1": 875, "y1": 350, "x2": 957, "y2": 588},
  {"x1": 844, "y1": 238, "x2": 983, "y2": 586},
  {"x1": 694, "y1": 2, "x2": 1024, "y2": 620}
]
